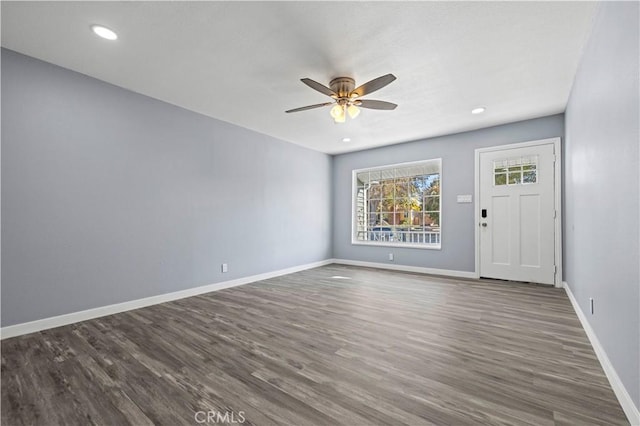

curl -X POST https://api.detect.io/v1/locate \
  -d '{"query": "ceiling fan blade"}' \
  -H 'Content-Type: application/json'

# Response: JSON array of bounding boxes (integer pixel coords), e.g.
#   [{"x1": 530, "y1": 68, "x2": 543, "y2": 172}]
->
[
  {"x1": 351, "y1": 74, "x2": 396, "y2": 98},
  {"x1": 285, "y1": 102, "x2": 334, "y2": 113},
  {"x1": 300, "y1": 78, "x2": 337, "y2": 98},
  {"x1": 357, "y1": 100, "x2": 398, "y2": 110}
]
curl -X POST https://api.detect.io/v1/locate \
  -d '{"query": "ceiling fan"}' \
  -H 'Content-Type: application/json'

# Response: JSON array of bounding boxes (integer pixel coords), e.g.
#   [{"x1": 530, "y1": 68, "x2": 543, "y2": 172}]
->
[{"x1": 286, "y1": 74, "x2": 397, "y2": 123}]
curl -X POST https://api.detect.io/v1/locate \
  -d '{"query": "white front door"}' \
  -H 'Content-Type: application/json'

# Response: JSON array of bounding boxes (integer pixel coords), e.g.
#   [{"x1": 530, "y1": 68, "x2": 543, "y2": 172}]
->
[{"x1": 478, "y1": 141, "x2": 557, "y2": 285}]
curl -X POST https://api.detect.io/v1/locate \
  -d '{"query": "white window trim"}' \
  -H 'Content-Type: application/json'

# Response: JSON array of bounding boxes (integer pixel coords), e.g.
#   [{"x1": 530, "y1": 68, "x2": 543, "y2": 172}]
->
[{"x1": 351, "y1": 158, "x2": 442, "y2": 250}]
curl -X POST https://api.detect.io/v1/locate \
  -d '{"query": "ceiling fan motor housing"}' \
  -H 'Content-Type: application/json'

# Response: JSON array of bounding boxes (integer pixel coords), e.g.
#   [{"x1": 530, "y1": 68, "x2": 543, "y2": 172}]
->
[
  {"x1": 329, "y1": 77, "x2": 356, "y2": 98},
  {"x1": 285, "y1": 74, "x2": 396, "y2": 115}
]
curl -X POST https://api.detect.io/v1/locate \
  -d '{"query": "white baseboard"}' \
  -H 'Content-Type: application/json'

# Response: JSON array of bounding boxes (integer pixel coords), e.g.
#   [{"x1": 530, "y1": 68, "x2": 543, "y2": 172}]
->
[
  {"x1": 331, "y1": 258, "x2": 477, "y2": 279},
  {"x1": 0, "y1": 259, "x2": 333, "y2": 340},
  {"x1": 563, "y1": 281, "x2": 640, "y2": 425}
]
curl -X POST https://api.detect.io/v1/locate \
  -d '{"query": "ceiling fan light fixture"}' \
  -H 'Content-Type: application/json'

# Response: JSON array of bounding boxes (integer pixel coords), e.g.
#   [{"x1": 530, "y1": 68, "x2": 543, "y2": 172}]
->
[
  {"x1": 286, "y1": 74, "x2": 397, "y2": 123},
  {"x1": 347, "y1": 104, "x2": 360, "y2": 119},
  {"x1": 330, "y1": 104, "x2": 344, "y2": 120}
]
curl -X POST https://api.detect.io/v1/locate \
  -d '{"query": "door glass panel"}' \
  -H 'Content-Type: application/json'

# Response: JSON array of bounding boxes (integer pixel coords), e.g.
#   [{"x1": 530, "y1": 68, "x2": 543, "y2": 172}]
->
[
  {"x1": 523, "y1": 170, "x2": 537, "y2": 183},
  {"x1": 494, "y1": 156, "x2": 538, "y2": 186},
  {"x1": 508, "y1": 170, "x2": 522, "y2": 185},
  {"x1": 494, "y1": 173, "x2": 507, "y2": 186}
]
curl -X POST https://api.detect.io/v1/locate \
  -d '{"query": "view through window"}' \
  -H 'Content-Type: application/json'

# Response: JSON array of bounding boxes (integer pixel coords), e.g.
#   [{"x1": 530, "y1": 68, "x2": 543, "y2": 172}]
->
[{"x1": 353, "y1": 159, "x2": 441, "y2": 248}]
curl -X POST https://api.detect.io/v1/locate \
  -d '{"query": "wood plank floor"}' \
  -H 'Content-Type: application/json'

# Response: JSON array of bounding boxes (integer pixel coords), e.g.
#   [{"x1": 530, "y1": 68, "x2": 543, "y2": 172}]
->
[{"x1": 1, "y1": 265, "x2": 629, "y2": 425}]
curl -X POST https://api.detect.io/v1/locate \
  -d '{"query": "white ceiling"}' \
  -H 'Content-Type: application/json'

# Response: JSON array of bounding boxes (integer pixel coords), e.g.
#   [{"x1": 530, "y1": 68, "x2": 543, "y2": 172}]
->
[{"x1": 1, "y1": 2, "x2": 597, "y2": 154}]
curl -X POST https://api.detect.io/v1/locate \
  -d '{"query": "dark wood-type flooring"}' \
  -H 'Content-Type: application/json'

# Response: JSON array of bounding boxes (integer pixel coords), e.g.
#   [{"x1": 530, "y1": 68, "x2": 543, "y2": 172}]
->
[{"x1": 1, "y1": 265, "x2": 629, "y2": 425}]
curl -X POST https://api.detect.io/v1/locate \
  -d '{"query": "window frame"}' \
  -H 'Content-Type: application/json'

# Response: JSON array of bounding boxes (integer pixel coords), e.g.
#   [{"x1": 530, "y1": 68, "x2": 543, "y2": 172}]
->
[{"x1": 351, "y1": 158, "x2": 442, "y2": 250}]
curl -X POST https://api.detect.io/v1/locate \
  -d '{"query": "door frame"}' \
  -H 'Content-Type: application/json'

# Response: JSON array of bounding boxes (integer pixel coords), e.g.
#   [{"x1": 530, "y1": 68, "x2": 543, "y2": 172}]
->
[{"x1": 474, "y1": 137, "x2": 563, "y2": 288}]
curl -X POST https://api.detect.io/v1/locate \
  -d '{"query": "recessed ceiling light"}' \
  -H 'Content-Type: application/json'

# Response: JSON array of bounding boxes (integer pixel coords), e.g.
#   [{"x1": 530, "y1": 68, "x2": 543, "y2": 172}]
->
[
  {"x1": 91, "y1": 25, "x2": 118, "y2": 41},
  {"x1": 342, "y1": 137, "x2": 351, "y2": 143},
  {"x1": 471, "y1": 107, "x2": 486, "y2": 114}
]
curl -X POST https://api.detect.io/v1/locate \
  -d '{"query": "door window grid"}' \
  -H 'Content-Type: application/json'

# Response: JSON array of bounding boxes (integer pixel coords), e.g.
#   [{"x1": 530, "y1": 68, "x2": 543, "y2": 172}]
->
[{"x1": 494, "y1": 156, "x2": 538, "y2": 186}]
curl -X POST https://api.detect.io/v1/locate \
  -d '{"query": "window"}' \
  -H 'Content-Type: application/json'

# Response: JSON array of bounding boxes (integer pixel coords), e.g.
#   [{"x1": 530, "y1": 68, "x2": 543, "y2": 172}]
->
[
  {"x1": 493, "y1": 156, "x2": 538, "y2": 186},
  {"x1": 353, "y1": 159, "x2": 441, "y2": 249}
]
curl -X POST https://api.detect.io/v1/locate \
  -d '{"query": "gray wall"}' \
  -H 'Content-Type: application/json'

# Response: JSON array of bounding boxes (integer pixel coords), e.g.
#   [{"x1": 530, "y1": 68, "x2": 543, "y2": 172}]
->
[
  {"x1": 332, "y1": 115, "x2": 564, "y2": 271},
  {"x1": 564, "y1": 2, "x2": 639, "y2": 410},
  {"x1": 1, "y1": 49, "x2": 332, "y2": 327}
]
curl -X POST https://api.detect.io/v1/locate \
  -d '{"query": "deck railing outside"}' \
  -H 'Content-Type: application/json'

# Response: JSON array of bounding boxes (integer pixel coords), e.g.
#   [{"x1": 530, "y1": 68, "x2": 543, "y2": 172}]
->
[{"x1": 357, "y1": 226, "x2": 440, "y2": 245}]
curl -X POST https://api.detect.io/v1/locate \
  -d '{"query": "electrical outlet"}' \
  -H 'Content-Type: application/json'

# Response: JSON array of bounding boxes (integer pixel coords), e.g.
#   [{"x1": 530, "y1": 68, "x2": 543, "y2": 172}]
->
[
  {"x1": 589, "y1": 297, "x2": 594, "y2": 314},
  {"x1": 388, "y1": 253, "x2": 394, "y2": 261},
  {"x1": 221, "y1": 263, "x2": 228, "y2": 273}
]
